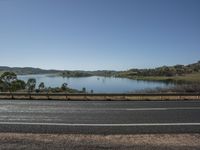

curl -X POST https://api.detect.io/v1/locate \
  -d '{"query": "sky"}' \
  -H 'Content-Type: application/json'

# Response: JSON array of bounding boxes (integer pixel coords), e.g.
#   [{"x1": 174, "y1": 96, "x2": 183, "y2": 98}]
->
[{"x1": 0, "y1": 0, "x2": 200, "y2": 70}]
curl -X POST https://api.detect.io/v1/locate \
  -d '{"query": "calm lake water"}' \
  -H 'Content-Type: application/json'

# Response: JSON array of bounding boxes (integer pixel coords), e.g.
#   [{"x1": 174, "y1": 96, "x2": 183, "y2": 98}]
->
[{"x1": 18, "y1": 74, "x2": 173, "y2": 93}]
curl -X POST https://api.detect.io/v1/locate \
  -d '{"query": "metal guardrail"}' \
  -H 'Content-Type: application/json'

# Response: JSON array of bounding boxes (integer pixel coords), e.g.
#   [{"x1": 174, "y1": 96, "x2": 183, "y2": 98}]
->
[
  {"x1": 0, "y1": 92, "x2": 199, "y2": 96},
  {"x1": 0, "y1": 92, "x2": 200, "y2": 97}
]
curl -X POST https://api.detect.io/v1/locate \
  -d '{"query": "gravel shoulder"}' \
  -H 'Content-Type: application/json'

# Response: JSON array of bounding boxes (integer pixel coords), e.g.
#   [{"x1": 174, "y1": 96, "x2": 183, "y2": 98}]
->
[{"x1": 0, "y1": 133, "x2": 199, "y2": 150}]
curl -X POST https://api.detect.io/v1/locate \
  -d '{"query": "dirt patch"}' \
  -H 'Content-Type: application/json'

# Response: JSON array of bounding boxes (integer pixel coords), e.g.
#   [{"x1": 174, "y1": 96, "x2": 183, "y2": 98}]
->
[{"x1": 0, "y1": 133, "x2": 199, "y2": 150}]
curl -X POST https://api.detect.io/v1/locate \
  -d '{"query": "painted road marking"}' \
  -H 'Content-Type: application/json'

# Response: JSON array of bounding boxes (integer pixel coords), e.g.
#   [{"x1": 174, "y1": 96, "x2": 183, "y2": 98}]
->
[
  {"x1": 1, "y1": 107, "x2": 200, "y2": 112},
  {"x1": 67, "y1": 107, "x2": 200, "y2": 111},
  {"x1": 124, "y1": 107, "x2": 200, "y2": 111}
]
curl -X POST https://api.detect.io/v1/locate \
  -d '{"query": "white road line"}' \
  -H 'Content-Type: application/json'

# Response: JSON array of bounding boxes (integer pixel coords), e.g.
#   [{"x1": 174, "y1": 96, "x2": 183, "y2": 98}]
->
[
  {"x1": 0, "y1": 122, "x2": 200, "y2": 126},
  {"x1": 72, "y1": 107, "x2": 200, "y2": 111},
  {"x1": 58, "y1": 107, "x2": 200, "y2": 111},
  {"x1": 1, "y1": 107, "x2": 200, "y2": 112},
  {"x1": 124, "y1": 107, "x2": 200, "y2": 111}
]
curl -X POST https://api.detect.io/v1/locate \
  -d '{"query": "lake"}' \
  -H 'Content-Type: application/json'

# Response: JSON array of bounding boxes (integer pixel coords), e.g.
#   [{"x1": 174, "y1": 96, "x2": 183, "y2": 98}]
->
[{"x1": 18, "y1": 74, "x2": 173, "y2": 93}]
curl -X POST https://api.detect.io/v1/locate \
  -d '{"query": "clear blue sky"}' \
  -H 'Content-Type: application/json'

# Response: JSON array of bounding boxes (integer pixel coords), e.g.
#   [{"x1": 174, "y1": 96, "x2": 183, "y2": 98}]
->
[{"x1": 0, "y1": 0, "x2": 199, "y2": 70}]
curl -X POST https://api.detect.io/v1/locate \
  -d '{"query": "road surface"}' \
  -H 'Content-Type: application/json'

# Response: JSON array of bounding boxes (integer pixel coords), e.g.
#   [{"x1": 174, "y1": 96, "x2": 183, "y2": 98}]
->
[{"x1": 0, "y1": 100, "x2": 200, "y2": 134}]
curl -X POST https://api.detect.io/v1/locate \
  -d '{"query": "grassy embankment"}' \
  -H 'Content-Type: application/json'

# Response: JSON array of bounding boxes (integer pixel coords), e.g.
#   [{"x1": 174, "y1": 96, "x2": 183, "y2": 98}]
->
[{"x1": 118, "y1": 73, "x2": 200, "y2": 83}]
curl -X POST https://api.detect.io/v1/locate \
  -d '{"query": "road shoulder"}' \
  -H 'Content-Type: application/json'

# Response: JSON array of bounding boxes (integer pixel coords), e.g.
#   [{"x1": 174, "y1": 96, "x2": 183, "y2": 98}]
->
[{"x1": 0, "y1": 133, "x2": 199, "y2": 150}]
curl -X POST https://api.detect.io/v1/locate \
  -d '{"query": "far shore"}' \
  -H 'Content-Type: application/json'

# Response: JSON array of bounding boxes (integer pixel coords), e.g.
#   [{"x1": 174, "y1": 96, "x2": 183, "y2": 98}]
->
[
  {"x1": 1, "y1": 60, "x2": 200, "y2": 83},
  {"x1": 123, "y1": 73, "x2": 200, "y2": 84}
]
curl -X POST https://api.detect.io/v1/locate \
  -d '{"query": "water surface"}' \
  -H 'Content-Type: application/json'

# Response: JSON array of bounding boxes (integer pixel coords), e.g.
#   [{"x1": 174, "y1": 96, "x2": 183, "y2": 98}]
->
[{"x1": 18, "y1": 74, "x2": 173, "y2": 93}]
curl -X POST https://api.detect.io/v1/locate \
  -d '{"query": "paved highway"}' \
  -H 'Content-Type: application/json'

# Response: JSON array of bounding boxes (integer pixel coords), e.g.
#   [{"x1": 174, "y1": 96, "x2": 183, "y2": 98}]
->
[{"x1": 0, "y1": 100, "x2": 200, "y2": 134}]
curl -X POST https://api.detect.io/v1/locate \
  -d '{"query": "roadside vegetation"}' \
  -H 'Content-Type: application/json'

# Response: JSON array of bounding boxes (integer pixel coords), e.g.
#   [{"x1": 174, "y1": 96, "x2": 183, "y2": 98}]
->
[{"x1": 0, "y1": 72, "x2": 82, "y2": 93}]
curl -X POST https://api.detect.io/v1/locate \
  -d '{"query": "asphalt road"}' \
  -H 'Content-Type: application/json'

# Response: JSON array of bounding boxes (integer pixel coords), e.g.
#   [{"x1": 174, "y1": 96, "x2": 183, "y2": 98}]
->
[{"x1": 0, "y1": 100, "x2": 200, "y2": 134}]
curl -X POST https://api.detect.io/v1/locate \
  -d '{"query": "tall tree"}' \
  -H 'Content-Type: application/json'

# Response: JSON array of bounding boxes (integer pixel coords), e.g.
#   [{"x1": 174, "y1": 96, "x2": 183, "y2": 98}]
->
[
  {"x1": 10, "y1": 80, "x2": 26, "y2": 92},
  {"x1": 0, "y1": 72, "x2": 17, "y2": 92},
  {"x1": 26, "y1": 78, "x2": 36, "y2": 92},
  {"x1": 61, "y1": 83, "x2": 68, "y2": 91},
  {"x1": 38, "y1": 82, "x2": 45, "y2": 90},
  {"x1": 0, "y1": 72, "x2": 17, "y2": 83},
  {"x1": 0, "y1": 79, "x2": 4, "y2": 92}
]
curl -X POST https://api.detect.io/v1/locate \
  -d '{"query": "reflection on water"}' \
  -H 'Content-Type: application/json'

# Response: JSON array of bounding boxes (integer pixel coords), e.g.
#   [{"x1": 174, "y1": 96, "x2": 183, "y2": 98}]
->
[{"x1": 18, "y1": 74, "x2": 174, "y2": 93}]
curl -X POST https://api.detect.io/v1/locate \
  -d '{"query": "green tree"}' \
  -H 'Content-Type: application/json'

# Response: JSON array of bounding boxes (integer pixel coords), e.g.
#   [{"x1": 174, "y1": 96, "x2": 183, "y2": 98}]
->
[
  {"x1": 0, "y1": 72, "x2": 17, "y2": 92},
  {"x1": 26, "y1": 78, "x2": 36, "y2": 92},
  {"x1": 82, "y1": 87, "x2": 86, "y2": 93},
  {"x1": 61, "y1": 83, "x2": 68, "y2": 91},
  {"x1": 0, "y1": 72, "x2": 17, "y2": 83},
  {"x1": 0, "y1": 79, "x2": 4, "y2": 92},
  {"x1": 10, "y1": 80, "x2": 26, "y2": 92},
  {"x1": 38, "y1": 82, "x2": 45, "y2": 90}
]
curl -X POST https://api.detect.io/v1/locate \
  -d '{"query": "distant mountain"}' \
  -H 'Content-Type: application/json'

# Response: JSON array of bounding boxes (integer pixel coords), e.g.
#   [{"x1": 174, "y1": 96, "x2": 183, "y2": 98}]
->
[
  {"x1": 0, "y1": 60, "x2": 200, "y2": 77},
  {"x1": 0, "y1": 66, "x2": 62, "y2": 75},
  {"x1": 0, "y1": 66, "x2": 117, "y2": 76}
]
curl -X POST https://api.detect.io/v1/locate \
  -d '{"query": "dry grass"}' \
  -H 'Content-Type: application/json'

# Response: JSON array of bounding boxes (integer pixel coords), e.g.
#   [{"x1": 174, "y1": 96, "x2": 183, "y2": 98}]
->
[{"x1": 135, "y1": 73, "x2": 200, "y2": 83}]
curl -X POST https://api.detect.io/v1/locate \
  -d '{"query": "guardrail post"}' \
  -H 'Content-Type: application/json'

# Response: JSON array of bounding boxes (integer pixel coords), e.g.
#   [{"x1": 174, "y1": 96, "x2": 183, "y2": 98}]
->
[
  {"x1": 46, "y1": 92, "x2": 49, "y2": 100},
  {"x1": 123, "y1": 95, "x2": 126, "y2": 100}
]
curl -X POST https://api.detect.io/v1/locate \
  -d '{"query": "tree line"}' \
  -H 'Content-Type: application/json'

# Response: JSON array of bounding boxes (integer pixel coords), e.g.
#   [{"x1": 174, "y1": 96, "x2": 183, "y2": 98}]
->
[{"x1": 0, "y1": 72, "x2": 73, "y2": 93}]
